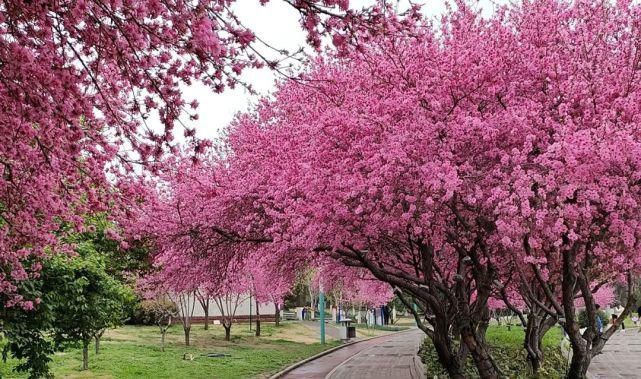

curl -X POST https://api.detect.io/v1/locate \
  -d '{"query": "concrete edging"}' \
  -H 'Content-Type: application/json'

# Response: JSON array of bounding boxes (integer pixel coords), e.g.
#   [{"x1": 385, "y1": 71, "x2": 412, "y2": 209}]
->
[{"x1": 268, "y1": 328, "x2": 413, "y2": 379}]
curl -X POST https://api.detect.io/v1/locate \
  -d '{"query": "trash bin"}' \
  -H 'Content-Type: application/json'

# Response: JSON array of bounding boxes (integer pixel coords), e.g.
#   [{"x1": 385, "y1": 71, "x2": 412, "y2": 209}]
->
[
  {"x1": 338, "y1": 319, "x2": 355, "y2": 340},
  {"x1": 347, "y1": 326, "x2": 356, "y2": 338}
]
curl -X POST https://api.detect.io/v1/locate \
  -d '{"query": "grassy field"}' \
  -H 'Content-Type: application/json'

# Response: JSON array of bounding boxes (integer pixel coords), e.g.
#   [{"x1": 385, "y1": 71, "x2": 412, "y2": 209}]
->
[
  {"x1": 420, "y1": 324, "x2": 567, "y2": 379},
  {"x1": 1, "y1": 322, "x2": 341, "y2": 379}
]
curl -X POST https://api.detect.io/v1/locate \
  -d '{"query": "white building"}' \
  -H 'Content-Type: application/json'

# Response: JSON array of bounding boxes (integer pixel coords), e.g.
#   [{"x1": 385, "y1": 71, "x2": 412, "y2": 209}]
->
[{"x1": 186, "y1": 293, "x2": 277, "y2": 323}]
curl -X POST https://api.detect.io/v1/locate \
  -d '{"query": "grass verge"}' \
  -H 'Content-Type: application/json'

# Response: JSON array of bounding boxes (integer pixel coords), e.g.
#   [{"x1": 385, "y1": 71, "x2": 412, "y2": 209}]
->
[{"x1": 1, "y1": 323, "x2": 340, "y2": 379}]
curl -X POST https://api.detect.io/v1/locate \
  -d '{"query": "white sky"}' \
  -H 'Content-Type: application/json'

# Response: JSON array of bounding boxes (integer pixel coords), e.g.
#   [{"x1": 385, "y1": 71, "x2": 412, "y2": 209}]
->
[{"x1": 177, "y1": 0, "x2": 495, "y2": 141}]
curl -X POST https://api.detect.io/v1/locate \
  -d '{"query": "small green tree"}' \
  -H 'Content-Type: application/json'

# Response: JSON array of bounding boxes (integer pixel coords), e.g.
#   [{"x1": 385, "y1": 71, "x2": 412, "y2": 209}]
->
[
  {"x1": 1, "y1": 267, "x2": 56, "y2": 379},
  {"x1": 141, "y1": 299, "x2": 177, "y2": 351},
  {"x1": 2, "y1": 249, "x2": 133, "y2": 376},
  {"x1": 48, "y1": 251, "x2": 133, "y2": 370},
  {"x1": 2, "y1": 253, "x2": 132, "y2": 376}
]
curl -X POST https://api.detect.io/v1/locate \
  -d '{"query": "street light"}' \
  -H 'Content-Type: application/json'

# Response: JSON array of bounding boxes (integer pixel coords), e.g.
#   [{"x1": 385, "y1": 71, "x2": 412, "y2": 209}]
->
[{"x1": 319, "y1": 286, "x2": 325, "y2": 344}]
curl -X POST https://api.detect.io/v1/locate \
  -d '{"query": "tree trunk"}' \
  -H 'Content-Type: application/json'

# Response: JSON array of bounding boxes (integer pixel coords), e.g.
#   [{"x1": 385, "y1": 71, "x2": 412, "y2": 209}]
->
[
  {"x1": 224, "y1": 325, "x2": 231, "y2": 341},
  {"x1": 94, "y1": 329, "x2": 104, "y2": 355},
  {"x1": 82, "y1": 339, "x2": 89, "y2": 370},
  {"x1": 525, "y1": 321, "x2": 543, "y2": 373},
  {"x1": 255, "y1": 299, "x2": 261, "y2": 337},
  {"x1": 524, "y1": 314, "x2": 555, "y2": 373},
  {"x1": 477, "y1": 317, "x2": 490, "y2": 346},
  {"x1": 274, "y1": 303, "x2": 280, "y2": 327},
  {"x1": 204, "y1": 299, "x2": 210, "y2": 330},
  {"x1": 460, "y1": 328, "x2": 501, "y2": 379},
  {"x1": 161, "y1": 330, "x2": 166, "y2": 352},
  {"x1": 184, "y1": 326, "x2": 191, "y2": 346},
  {"x1": 567, "y1": 347, "x2": 591, "y2": 379},
  {"x1": 432, "y1": 330, "x2": 466, "y2": 379}
]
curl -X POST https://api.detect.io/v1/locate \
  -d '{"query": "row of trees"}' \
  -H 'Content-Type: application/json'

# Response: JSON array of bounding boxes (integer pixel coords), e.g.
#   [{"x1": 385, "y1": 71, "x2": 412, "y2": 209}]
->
[
  {"x1": 128, "y1": 1, "x2": 641, "y2": 378},
  {"x1": 127, "y1": 145, "x2": 398, "y2": 344},
  {"x1": 1, "y1": 218, "x2": 136, "y2": 378}
]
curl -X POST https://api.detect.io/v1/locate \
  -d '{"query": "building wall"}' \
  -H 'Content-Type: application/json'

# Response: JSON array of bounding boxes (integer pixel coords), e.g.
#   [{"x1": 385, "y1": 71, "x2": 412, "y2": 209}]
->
[{"x1": 190, "y1": 293, "x2": 276, "y2": 318}]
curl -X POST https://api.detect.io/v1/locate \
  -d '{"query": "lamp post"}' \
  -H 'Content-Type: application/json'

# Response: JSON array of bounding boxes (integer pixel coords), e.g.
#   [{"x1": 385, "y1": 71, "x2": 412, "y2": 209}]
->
[{"x1": 319, "y1": 288, "x2": 326, "y2": 344}]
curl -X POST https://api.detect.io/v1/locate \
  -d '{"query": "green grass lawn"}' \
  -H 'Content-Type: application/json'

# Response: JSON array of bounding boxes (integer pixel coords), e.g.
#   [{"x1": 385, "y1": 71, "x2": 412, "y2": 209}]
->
[
  {"x1": 420, "y1": 324, "x2": 567, "y2": 379},
  {"x1": 1, "y1": 323, "x2": 340, "y2": 379}
]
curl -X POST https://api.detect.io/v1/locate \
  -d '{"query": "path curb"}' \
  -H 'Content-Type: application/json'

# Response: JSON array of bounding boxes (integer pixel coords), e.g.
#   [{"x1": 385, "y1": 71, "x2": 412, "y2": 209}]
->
[{"x1": 268, "y1": 328, "x2": 415, "y2": 379}]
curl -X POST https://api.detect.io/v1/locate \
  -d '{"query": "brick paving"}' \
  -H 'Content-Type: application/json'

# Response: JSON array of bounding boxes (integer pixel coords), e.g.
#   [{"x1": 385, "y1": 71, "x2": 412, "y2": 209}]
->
[
  {"x1": 280, "y1": 329, "x2": 425, "y2": 379},
  {"x1": 326, "y1": 329, "x2": 425, "y2": 379},
  {"x1": 588, "y1": 329, "x2": 641, "y2": 378}
]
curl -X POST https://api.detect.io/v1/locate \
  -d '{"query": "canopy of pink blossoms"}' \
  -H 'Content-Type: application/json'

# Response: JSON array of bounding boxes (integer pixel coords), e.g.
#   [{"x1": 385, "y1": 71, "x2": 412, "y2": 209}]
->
[{"x1": 0, "y1": 0, "x2": 374, "y2": 308}]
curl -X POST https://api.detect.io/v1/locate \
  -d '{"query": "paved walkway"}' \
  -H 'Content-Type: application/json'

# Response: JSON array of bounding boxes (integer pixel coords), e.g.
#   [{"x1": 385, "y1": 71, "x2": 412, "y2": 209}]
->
[
  {"x1": 280, "y1": 329, "x2": 425, "y2": 379},
  {"x1": 588, "y1": 329, "x2": 641, "y2": 378}
]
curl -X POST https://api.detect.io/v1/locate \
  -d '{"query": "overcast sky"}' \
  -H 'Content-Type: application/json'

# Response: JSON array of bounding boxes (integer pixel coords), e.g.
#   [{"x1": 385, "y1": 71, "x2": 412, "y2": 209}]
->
[{"x1": 177, "y1": 0, "x2": 495, "y2": 141}]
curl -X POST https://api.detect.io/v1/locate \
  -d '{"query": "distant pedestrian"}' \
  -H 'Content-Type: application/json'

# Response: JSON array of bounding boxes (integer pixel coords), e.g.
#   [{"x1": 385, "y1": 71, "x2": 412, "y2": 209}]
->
[
  {"x1": 612, "y1": 314, "x2": 625, "y2": 331},
  {"x1": 301, "y1": 307, "x2": 306, "y2": 321},
  {"x1": 596, "y1": 304, "x2": 603, "y2": 334}
]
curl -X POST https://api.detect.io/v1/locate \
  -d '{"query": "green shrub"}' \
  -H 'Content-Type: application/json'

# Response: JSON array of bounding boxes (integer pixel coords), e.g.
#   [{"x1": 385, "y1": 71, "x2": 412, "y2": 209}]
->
[
  {"x1": 577, "y1": 309, "x2": 609, "y2": 329},
  {"x1": 130, "y1": 300, "x2": 177, "y2": 325}
]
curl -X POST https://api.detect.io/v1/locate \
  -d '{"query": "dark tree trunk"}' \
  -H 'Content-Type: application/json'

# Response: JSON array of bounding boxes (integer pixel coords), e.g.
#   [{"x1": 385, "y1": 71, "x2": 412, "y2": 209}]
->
[
  {"x1": 274, "y1": 303, "x2": 280, "y2": 326},
  {"x1": 454, "y1": 269, "x2": 500, "y2": 379},
  {"x1": 524, "y1": 314, "x2": 555, "y2": 373},
  {"x1": 184, "y1": 326, "x2": 191, "y2": 346},
  {"x1": 255, "y1": 299, "x2": 261, "y2": 337},
  {"x1": 82, "y1": 339, "x2": 89, "y2": 370},
  {"x1": 455, "y1": 304, "x2": 500, "y2": 379},
  {"x1": 204, "y1": 299, "x2": 210, "y2": 330},
  {"x1": 94, "y1": 329, "x2": 105, "y2": 355},
  {"x1": 525, "y1": 320, "x2": 543, "y2": 373},
  {"x1": 460, "y1": 329, "x2": 500, "y2": 379},
  {"x1": 431, "y1": 330, "x2": 466, "y2": 379},
  {"x1": 567, "y1": 347, "x2": 591, "y2": 379},
  {"x1": 477, "y1": 317, "x2": 490, "y2": 346},
  {"x1": 224, "y1": 322, "x2": 232, "y2": 341}
]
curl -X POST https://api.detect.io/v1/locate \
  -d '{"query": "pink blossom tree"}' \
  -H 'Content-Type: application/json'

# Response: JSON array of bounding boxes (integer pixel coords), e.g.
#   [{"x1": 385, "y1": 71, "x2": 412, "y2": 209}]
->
[
  {"x1": 0, "y1": 0, "x2": 381, "y2": 308},
  {"x1": 207, "y1": 268, "x2": 251, "y2": 342},
  {"x1": 195, "y1": 289, "x2": 212, "y2": 330},
  {"x1": 574, "y1": 285, "x2": 616, "y2": 310},
  {"x1": 221, "y1": 6, "x2": 512, "y2": 376},
  {"x1": 247, "y1": 251, "x2": 299, "y2": 335},
  {"x1": 489, "y1": 1, "x2": 641, "y2": 374},
  {"x1": 308, "y1": 260, "x2": 393, "y2": 321},
  {"x1": 139, "y1": 250, "x2": 201, "y2": 346}
]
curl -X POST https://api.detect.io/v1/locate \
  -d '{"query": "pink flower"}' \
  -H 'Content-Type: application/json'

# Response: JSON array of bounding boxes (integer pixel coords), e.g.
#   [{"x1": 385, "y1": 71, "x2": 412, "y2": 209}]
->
[{"x1": 22, "y1": 301, "x2": 35, "y2": 311}]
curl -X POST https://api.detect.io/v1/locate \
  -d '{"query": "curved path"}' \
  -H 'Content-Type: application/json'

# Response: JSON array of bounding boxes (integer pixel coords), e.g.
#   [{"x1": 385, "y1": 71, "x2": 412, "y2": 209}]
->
[
  {"x1": 588, "y1": 328, "x2": 641, "y2": 378},
  {"x1": 280, "y1": 329, "x2": 425, "y2": 379}
]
